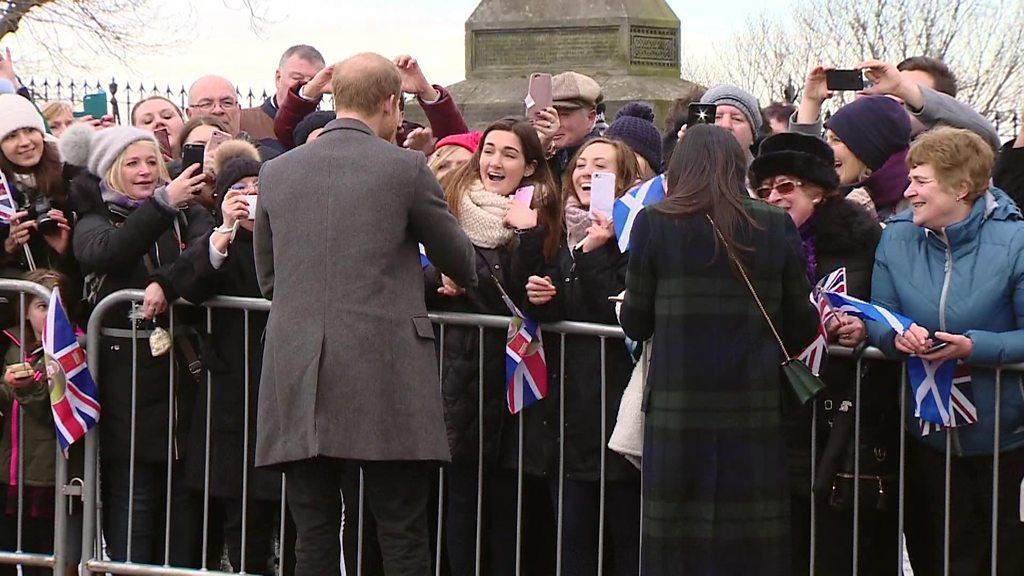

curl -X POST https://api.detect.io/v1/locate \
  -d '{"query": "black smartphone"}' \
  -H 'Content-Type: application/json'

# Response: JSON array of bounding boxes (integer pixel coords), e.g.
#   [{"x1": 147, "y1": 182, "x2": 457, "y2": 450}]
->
[
  {"x1": 825, "y1": 69, "x2": 866, "y2": 91},
  {"x1": 687, "y1": 102, "x2": 716, "y2": 126},
  {"x1": 181, "y1": 143, "x2": 205, "y2": 172},
  {"x1": 923, "y1": 341, "x2": 950, "y2": 354}
]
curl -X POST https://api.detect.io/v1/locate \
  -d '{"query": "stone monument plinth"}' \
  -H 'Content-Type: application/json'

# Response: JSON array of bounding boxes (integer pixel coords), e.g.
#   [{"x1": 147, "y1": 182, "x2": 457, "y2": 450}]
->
[{"x1": 408, "y1": 0, "x2": 697, "y2": 130}]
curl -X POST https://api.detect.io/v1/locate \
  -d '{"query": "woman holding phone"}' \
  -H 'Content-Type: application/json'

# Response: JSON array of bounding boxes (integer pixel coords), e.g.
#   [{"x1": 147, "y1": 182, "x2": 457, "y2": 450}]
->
[
  {"x1": 618, "y1": 125, "x2": 818, "y2": 575},
  {"x1": 518, "y1": 136, "x2": 642, "y2": 576},
  {"x1": 429, "y1": 117, "x2": 560, "y2": 576},
  {"x1": 62, "y1": 123, "x2": 212, "y2": 567}
]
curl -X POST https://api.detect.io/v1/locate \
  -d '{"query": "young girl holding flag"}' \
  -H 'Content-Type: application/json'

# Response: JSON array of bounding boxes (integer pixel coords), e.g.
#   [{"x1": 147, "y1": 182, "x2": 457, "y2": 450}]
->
[{"x1": 0, "y1": 269, "x2": 82, "y2": 576}]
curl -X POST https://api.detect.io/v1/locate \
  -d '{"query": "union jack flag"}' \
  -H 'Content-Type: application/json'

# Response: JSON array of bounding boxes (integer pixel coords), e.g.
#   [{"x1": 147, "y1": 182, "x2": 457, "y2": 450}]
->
[
  {"x1": 798, "y1": 267, "x2": 847, "y2": 375},
  {"x1": 918, "y1": 362, "x2": 977, "y2": 436},
  {"x1": 42, "y1": 289, "x2": 100, "y2": 456},
  {"x1": 0, "y1": 171, "x2": 17, "y2": 225},
  {"x1": 494, "y1": 279, "x2": 547, "y2": 414}
]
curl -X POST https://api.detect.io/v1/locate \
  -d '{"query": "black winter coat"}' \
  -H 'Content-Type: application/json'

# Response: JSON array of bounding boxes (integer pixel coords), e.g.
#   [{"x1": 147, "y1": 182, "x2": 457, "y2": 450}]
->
[
  {"x1": 0, "y1": 165, "x2": 83, "y2": 322},
  {"x1": 518, "y1": 226, "x2": 638, "y2": 482},
  {"x1": 783, "y1": 198, "x2": 898, "y2": 494},
  {"x1": 426, "y1": 243, "x2": 548, "y2": 475},
  {"x1": 172, "y1": 229, "x2": 280, "y2": 500},
  {"x1": 994, "y1": 140, "x2": 1024, "y2": 209},
  {"x1": 71, "y1": 173, "x2": 213, "y2": 463}
]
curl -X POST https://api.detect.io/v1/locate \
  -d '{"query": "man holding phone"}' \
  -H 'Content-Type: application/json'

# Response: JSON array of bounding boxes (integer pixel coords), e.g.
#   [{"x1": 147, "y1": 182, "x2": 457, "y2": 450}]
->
[
  {"x1": 792, "y1": 60, "x2": 999, "y2": 151},
  {"x1": 254, "y1": 52, "x2": 476, "y2": 576},
  {"x1": 549, "y1": 71, "x2": 603, "y2": 179}
]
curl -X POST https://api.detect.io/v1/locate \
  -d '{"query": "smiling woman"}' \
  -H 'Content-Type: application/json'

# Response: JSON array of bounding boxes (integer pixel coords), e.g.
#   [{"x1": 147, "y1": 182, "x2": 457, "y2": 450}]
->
[
  {"x1": 867, "y1": 127, "x2": 1024, "y2": 575},
  {"x1": 0, "y1": 93, "x2": 81, "y2": 287},
  {"x1": 429, "y1": 116, "x2": 563, "y2": 575},
  {"x1": 61, "y1": 122, "x2": 214, "y2": 566}
]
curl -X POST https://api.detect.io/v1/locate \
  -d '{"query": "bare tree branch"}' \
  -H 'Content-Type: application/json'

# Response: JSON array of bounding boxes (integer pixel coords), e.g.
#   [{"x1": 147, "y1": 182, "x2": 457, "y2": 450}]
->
[{"x1": 683, "y1": 0, "x2": 1024, "y2": 119}]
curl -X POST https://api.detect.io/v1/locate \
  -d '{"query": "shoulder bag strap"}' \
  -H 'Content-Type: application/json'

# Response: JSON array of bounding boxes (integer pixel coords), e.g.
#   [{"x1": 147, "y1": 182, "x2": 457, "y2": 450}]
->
[{"x1": 707, "y1": 214, "x2": 792, "y2": 360}]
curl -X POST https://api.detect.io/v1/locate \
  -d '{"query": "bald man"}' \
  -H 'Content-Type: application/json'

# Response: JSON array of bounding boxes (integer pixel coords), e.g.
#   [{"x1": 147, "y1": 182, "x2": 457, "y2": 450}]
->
[
  {"x1": 254, "y1": 52, "x2": 475, "y2": 576},
  {"x1": 187, "y1": 75, "x2": 241, "y2": 136}
]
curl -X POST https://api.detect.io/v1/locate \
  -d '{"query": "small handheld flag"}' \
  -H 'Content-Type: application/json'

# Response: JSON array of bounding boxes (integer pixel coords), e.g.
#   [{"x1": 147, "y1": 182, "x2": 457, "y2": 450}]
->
[
  {"x1": 418, "y1": 243, "x2": 431, "y2": 269},
  {"x1": 613, "y1": 174, "x2": 665, "y2": 252},
  {"x1": 42, "y1": 289, "x2": 100, "y2": 456},
  {"x1": 492, "y1": 278, "x2": 547, "y2": 414},
  {"x1": 819, "y1": 289, "x2": 977, "y2": 433},
  {"x1": 0, "y1": 172, "x2": 17, "y2": 225},
  {"x1": 798, "y1": 267, "x2": 847, "y2": 375}
]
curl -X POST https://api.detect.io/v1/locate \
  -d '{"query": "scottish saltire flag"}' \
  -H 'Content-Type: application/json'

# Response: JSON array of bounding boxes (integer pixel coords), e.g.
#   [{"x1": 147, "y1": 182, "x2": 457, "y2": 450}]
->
[
  {"x1": 917, "y1": 362, "x2": 977, "y2": 435},
  {"x1": 799, "y1": 267, "x2": 847, "y2": 375},
  {"x1": 42, "y1": 289, "x2": 100, "y2": 456},
  {"x1": 821, "y1": 290, "x2": 977, "y2": 432},
  {"x1": 822, "y1": 292, "x2": 913, "y2": 334},
  {"x1": 494, "y1": 281, "x2": 547, "y2": 414},
  {"x1": 613, "y1": 174, "x2": 665, "y2": 252},
  {"x1": 0, "y1": 171, "x2": 16, "y2": 225},
  {"x1": 418, "y1": 243, "x2": 431, "y2": 269}
]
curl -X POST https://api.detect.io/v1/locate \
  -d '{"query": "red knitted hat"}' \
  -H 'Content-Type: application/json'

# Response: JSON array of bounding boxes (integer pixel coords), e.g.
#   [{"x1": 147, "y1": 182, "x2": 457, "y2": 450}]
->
[{"x1": 435, "y1": 131, "x2": 482, "y2": 154}]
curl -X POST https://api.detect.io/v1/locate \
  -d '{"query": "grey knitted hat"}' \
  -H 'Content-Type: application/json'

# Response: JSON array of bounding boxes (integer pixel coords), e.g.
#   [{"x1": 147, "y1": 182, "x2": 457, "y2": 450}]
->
[
  {"x1": 59, "y1": 123, "x2": 157, "y2": 178},
  {"x1": 701, "y1": 84, "x2": 763, "y2": 135}
]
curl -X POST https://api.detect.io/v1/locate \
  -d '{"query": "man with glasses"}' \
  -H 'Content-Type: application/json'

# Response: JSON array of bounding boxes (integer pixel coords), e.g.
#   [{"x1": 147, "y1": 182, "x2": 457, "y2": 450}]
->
[{"x1": 188, "y1": 75, "x2": 242, "y2": 136}]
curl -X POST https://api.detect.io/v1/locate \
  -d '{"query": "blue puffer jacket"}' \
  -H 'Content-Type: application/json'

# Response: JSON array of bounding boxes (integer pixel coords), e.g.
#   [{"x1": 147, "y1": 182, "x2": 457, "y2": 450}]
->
[{"x1": 868, "y1": 187, "x2": 1024, "y2": 456}]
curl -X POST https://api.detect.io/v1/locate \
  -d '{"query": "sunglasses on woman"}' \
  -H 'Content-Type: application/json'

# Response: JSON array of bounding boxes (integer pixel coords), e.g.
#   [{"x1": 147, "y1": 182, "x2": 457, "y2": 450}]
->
[{"x1": 755, "y1": 180, "x2": 803, "y2": 199}]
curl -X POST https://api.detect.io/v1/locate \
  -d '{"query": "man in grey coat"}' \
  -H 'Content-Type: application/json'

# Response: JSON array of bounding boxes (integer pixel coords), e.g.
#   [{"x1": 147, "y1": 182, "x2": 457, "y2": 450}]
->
[{"x1": 253, "y1": 52, "x2": 476, "y2": 575}]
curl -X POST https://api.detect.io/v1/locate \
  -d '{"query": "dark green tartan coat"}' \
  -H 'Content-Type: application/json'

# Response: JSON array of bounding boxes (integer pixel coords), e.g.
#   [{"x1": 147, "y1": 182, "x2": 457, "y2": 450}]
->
[{"x1": 619, "y1": 199, "x2": 819, "y2": 575}]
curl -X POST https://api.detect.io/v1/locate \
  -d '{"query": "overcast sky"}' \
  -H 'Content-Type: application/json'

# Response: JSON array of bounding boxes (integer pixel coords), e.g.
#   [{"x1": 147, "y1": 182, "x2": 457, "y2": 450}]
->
[{"x1": 8, "y1": 0, "x2": 781, "y2": 96}]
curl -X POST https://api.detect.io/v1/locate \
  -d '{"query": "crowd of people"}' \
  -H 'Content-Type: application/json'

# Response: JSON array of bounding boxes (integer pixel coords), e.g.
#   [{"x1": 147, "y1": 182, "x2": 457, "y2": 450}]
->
[{"x1": 0, "y1": 40, "x2": 1021, "y2": 576}]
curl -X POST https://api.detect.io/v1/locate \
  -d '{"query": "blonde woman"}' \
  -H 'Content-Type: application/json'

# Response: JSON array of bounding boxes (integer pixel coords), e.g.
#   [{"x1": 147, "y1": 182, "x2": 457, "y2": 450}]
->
[{"x1": 61, "y1": 123, "x2": 212, "y2": 567}]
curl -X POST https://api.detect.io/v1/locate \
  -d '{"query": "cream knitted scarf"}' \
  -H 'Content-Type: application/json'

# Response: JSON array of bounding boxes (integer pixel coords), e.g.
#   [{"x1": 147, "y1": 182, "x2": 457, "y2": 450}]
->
[{"x1": 457, "y1": 180, "x2": 515, "y2": 249}]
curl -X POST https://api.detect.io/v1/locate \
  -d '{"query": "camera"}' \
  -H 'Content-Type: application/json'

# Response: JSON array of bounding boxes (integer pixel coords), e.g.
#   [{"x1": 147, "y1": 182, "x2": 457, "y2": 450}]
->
[{"x1": 25, "y1": 195, "x2": 59, "y2": 236}]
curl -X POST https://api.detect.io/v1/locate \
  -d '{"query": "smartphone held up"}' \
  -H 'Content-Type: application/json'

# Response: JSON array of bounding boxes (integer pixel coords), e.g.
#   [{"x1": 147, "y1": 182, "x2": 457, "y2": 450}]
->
[
  {"x1": 825, "y1": 69, "x2": 866, "y2": 91},
  {"x1": 687, "y1": 102, "x2": 716, "y2": 127},
  {"x1": 525, "y1": 73, "x2": 553, "y2": 120}
]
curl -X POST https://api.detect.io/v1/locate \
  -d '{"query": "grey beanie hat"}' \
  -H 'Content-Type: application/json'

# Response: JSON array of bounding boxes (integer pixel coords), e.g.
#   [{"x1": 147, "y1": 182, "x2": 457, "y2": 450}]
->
[
  {"x1": 701, "y1": 84, "x2": 763, "y2": 135},
  {"x1": 59, "y1": 123, "x2": 157, "y2": 178}
]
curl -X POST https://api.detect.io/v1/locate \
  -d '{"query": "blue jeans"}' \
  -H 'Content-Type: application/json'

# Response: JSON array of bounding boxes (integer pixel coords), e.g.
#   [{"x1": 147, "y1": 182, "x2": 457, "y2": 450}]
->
[{"x1": 101, "y1": 459, "x2": 202, "y2": 566}]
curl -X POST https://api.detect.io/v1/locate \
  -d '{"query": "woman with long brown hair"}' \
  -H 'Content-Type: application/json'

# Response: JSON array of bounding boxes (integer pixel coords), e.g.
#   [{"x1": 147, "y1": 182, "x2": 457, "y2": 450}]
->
[
  {"x1": 618, "y1": 124, "x2": 818, "y2": 575},
  {"x1": 0, "y1": 95, "x2": 79, "y2": 282},
  {"x1": 431, "y1": 117, "x2": 560, "y2": 576},
  {"x1": 519, "y1": 135, "x2": 643, "y2": 575}
]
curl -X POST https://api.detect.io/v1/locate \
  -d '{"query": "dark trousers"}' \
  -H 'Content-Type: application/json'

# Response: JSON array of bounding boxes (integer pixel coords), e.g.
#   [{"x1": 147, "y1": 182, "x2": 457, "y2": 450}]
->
[
  {"x1": 446, "y1": 464, "x2": 518, "y2": 576},
  {"x1": 220, "y1": 497, "x2": 277, "y2": 574},
  {"x1": 340, "y1": 462, "x2": 384, "y2": 576},
  {"x1": 446, "y1": 464, "x2": 556, "y2": 576},
  {"x1": 286, "y1": 457, "x2": 434, "y2": 576},
  {"x1": 790, "y1": 493, "x2": 899, "y2": 576},
  {"x1": 548, "y1": 478, "x2": 640, "y2": 576},
  {"x1": 0, "y1": 492, "x2": 52, "y2": 576},
  {"x1": 101, "y1": 459, "x2": 203, "y2": 566},
  {"x1": 904, "y1": 441, "x2": 1024, "y2": 576}
]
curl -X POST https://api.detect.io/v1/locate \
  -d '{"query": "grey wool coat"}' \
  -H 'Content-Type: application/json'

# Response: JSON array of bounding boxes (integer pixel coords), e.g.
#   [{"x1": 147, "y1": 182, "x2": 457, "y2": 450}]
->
[{"x1": 253, "y1": 118, "x2": 477, "y2": 467}]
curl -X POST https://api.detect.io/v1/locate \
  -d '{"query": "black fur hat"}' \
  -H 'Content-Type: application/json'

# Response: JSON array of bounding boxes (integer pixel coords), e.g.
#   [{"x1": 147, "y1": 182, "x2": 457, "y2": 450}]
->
[{"x1": 749, "y1": 132, "x2": 840, "y2": 193}]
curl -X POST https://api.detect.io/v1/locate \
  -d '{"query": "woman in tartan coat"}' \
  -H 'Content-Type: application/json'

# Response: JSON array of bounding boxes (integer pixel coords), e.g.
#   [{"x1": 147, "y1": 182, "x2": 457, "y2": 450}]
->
[{"x1": 619, "y1": 125, "x2": 819, "y2": 575}]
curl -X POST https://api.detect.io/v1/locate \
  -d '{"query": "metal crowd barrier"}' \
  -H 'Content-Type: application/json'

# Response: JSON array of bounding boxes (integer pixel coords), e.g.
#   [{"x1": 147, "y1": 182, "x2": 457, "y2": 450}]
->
[{"x1": 0, "y1": 281, "x2": 1022, "y2": 575}]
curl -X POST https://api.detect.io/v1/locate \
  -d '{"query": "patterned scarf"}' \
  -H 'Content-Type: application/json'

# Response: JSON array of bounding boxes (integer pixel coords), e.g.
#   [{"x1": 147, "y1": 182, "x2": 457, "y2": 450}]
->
[
  {"x1": 456, "y1": 179, "x2": 515, "y2": 249},
  {"x1": 564, "y1": 194, "x2": 592, "y2": 248}
]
